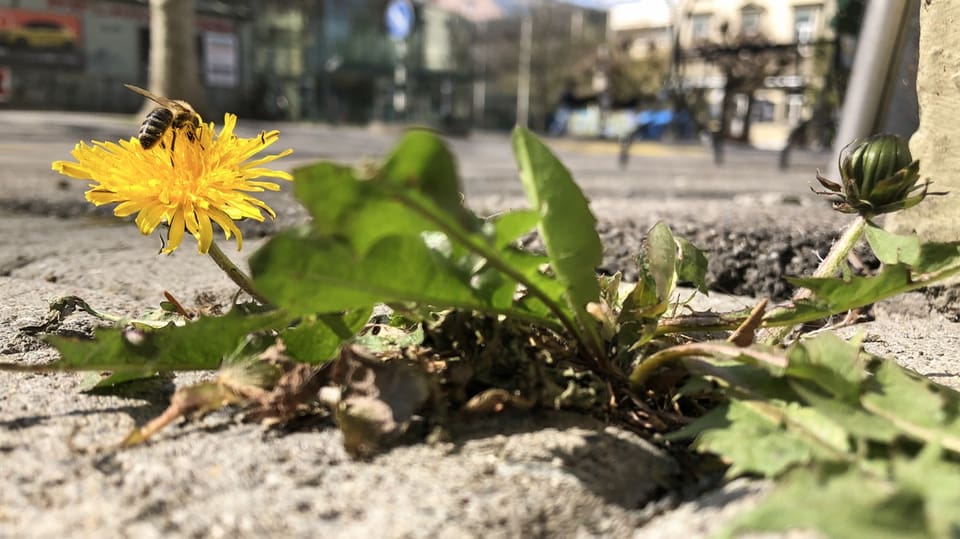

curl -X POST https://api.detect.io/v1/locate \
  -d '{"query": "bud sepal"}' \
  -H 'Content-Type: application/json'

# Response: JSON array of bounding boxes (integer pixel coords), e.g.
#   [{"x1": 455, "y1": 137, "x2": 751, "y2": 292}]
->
[{"x1": 812, "y1": 134, "x2": 938, "y2": 217}]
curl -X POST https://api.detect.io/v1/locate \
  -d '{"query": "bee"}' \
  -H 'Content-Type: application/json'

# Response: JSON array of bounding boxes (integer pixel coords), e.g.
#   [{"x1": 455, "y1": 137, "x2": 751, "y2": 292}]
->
[{"x1": 124, "y1": 83, "x2": 201, "y2": 152}]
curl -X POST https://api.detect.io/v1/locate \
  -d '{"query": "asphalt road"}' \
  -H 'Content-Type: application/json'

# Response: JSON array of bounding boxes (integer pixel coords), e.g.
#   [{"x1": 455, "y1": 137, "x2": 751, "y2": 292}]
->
[{"x1": 0, "y1": 109, "x2": 831, "y2": 217}]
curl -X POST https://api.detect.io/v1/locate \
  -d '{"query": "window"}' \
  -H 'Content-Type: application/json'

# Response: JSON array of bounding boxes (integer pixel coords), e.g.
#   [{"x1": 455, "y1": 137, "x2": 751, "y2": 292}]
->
[
  {"x1": 750, "y1": 99, "x2": 775, "y2": 123},
  {"x1": 690, "y1": 13, "x2": 711, "y2": 43},
  {"x1": 740, "y1": 6, "x2": 762, "y2": 35},
  {"x1": 794, "y1": 5, "x2": 821, "y2": 44}
]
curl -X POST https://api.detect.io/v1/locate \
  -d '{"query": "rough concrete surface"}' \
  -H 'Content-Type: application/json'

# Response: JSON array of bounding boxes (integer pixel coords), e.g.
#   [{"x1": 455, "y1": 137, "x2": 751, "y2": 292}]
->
[
  {"x1": 1, "y1": 112, "x2": 958, "y2": 538},
  {"x1": 888, "y1": 0, "x2": 960, "y2": 244}
]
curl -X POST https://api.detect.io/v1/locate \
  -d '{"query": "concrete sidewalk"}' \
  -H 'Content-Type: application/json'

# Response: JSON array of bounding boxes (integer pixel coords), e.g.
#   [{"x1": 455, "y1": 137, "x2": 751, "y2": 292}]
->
[{"x1": 0, "y1": 112, "x2": 956, "y2": 538}]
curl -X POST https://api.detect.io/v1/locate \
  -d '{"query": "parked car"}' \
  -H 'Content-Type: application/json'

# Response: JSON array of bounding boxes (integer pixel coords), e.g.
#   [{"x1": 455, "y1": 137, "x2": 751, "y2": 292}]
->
[{"x1": 2, "y1": 20, "x2": 76, "y2": 50}]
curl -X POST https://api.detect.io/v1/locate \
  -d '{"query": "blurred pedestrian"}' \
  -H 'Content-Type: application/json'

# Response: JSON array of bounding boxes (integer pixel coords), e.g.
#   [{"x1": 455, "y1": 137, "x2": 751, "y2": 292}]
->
[
  {"x1": 549, "y1": 79, "x2": 577, "y2": 136},
  {"x1": 619, "y1": 104, "x2": 673, "y2": 169}
]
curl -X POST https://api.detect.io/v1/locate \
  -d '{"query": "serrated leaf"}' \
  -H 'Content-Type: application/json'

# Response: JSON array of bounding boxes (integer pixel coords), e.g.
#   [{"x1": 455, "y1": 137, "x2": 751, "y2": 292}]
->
[
  {"x1": 680, "y1": 399, "x2": 848, "y2": 477},
  {"x1": 895, "y1": 445, "x2": 960, "y2": 538},
  {"x1": 44, "y1": 309, "x2": 291, "y2": 375},
  {"x1": 786, "y1": 332, "x2": 868, "y2": 402},
  {"x1": 620, "y1": 265, "x2": 661, "y2": 323},
  {"x1": 765, "y1": 238, "x2": 960, "y2": 327},
  {"x1": 860, "y1": 360, "x2": 960, "y2": 451},
  {"x1": 765, "y1": 265, "x2": 914, "y2": 326},
  {"x1": 511, "y1": 127, "x2": 602, "y2": 349},
  {"x1": 789, "y1": 380, "x2": 901, "y2": 443},
  {"x1": 725, "y1": 466, "x2": 930, "y2": 539},
  {"x1": 865, "y1": 222, "x2": 921, "y2": 265}
]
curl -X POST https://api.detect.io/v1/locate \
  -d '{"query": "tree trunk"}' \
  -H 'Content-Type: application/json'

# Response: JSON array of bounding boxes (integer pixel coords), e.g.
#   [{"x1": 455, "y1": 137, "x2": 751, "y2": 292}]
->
[
  {"x1": 713, "y1": 86, "x2": 733, "y2": 165},
  {"x1": 141, "y1": 0, "x2": 206, "y2": 116},
  {"x1": 738, "y1": 92, "x2": 755, "y2": 143},
  {"x1": 718, "y1": 82, "x2": 734, "y2": 139}
]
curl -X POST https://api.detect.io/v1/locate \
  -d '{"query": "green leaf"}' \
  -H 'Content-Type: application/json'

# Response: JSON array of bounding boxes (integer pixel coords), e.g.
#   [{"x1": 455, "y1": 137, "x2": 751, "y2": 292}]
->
[
  {"x1": 511, "y1": 127, "x2": 602, "y2": 348},
  {"x1": 675, "y1": 237, "x2": 709, "y2": 294},
  {"x1": 620, "y1": 223, "x2": 678, "y2": 326},
  {"x1": 293, "y1": 162, "x2": 364, "y2": 233},
  {"x1": 254, "y1": 132, "x2": 578, "y2": 335},
  {"x1": 679, "y1": 399, "x2": 850, "y2": 478},
  {"x1": 915, "y1": 241, "x2": 960, "y2": 275},
  {"x1": 895, "y1": 445, "x2": 960, "y2": 538},
  {"x1": 490, "y1": 209, "x2": 538, "y2": 249},
  {"x1": 786, "y1": 332, "x2": 868, "y2": 402},
  {"x1": 80, "y1": 371, "x2": 164, "y2": 392},
  {"x1": 282, "y1": 309, "x2": 372, "y2": 364},
  {"x1": 379, "y1": 129, "x2": 478, "y2": 231},
  {"x1": 251, "y1": 233, "x2": 481, "y2": 314},
  {"x1": 44, "y1": 309, "x2": 291, "y2": 374},
  {"x1": 860, "y1": 360, "x2": 960, "y2": 451},
  {"x1": 644, "y1": 222, "x2": 678, "y2": 303},
  {"x1": 619, "y1": 265, "x2": 660, "y2": 323},
  {"x1": 865, "y1": 222, "x2": 921, "y2": 265},
  {"x1": 790, "y1": 265, "x2": 913, "y2": 308},
  {"x1": 726, "y1": 466, "x2": 930, "y2": 539},
  {"x1": 789, "y1": 381, "x2": 901, "y2": 443},
  {"x1": 293, "y1": 163, "x2": 435, "y2": 255},
  {"x1": 765, "y1": 238, "x2": 960, "y2": 328},
  {"x1": 765, "y1": 265, "x2": 915, "y2": 326}
]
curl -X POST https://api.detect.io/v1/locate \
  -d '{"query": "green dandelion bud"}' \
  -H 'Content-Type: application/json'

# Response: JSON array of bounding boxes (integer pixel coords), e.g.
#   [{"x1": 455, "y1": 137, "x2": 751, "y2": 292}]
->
[{"x1": 813, "y1": 134, "x2": 937, "y2": 217}]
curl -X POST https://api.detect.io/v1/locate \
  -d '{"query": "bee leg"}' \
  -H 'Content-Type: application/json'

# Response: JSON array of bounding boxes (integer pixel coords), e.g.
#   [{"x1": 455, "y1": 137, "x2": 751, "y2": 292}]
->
[{"x1": 187, "y1": 128, "x2": 205, "y2": 151}]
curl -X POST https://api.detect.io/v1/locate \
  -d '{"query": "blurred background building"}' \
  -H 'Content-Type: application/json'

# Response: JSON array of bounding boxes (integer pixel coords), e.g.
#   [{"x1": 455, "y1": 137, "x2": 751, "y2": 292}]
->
[
  {"x1": 0, "y1": 0, "x2": 866, "y2": 146},
  {"x1": 609, "y1": 0, "x2": 862, "y2": 148}
]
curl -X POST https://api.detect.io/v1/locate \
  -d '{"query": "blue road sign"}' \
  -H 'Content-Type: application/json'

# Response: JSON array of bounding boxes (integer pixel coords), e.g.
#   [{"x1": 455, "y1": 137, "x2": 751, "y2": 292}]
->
[{"x1": 385, "y1": 0, "x2": 415, "y2": 40}]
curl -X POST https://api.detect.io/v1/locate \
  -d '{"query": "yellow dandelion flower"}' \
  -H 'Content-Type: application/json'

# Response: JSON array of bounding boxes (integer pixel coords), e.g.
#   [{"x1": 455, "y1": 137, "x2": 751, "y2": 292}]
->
[{"x1": 52, "y1": 113, "x2": 293, "y2": 254}]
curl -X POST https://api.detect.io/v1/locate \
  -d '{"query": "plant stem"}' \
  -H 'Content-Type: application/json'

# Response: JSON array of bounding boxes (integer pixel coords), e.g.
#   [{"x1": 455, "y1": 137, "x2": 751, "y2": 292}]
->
[
  {"x1": 761, "y1": 216, "x2": 868, "y2": 345},
  {"x1": 807, "y1": 216, "x2": 869, "y2": 283},
  {"x1": 393, "y1": 193, "x2": 595, "y2": 353},
  {"x1": 206, "y1": 241, "x2": 272, "y2": 305},
  {"x1": 629, "y1": 341, "x2": 787, "y2": 390}
]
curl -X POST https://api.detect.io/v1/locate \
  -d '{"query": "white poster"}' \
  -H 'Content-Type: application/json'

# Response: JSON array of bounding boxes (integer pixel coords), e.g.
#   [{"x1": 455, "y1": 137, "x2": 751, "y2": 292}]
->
[{"x1": 204, "y1": 32, "x2": 237, "y2": 88}]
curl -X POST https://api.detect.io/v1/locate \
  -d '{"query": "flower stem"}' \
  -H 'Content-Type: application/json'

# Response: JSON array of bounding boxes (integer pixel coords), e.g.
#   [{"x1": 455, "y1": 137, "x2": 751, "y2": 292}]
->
[
  {"x1": 762, "y1": 215, "x2": 867, "y2": 345},
  {"x1": 206, "y1": 241, "x2": 271, "y2": 305}
]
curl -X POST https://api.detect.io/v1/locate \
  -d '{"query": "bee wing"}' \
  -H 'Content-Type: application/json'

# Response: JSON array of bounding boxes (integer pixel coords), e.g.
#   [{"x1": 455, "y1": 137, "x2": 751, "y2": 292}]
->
[{"x1": 124, "y1": 84, "x2": 177, "y2": 108}]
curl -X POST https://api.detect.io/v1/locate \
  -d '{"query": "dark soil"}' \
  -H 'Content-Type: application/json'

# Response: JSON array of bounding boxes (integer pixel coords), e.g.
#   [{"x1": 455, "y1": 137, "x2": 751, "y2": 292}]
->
[{"x1": 595, "y1": 219, "x2": 876, "y2": 301}]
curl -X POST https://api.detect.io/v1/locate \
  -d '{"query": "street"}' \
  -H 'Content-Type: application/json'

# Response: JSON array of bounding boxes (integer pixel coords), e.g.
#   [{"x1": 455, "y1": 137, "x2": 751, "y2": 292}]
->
[{"x1": 0, "y1": 109, "x2": 832, "y2": 218}]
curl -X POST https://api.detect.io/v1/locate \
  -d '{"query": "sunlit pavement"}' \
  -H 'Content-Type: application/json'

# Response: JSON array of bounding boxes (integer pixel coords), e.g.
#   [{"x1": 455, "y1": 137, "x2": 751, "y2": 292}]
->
[
  {"x1": 0, "y1": 110, "x2": 833, "y2": 217},
  {"x1": 547, "y1": 137, "x2": 708, "y2": 158}
]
